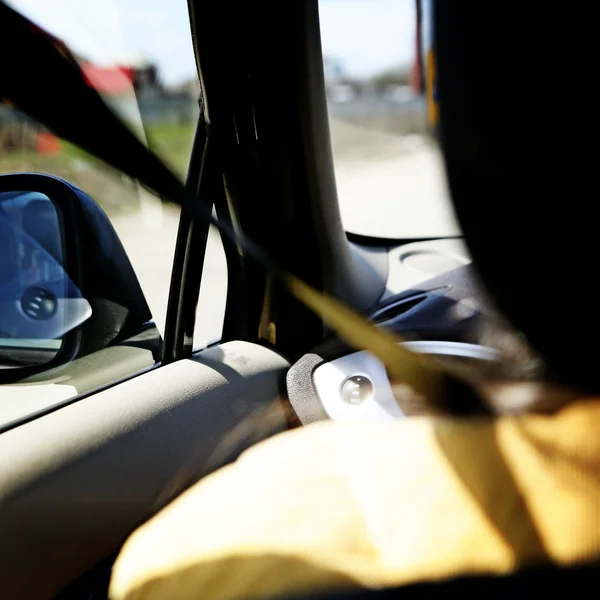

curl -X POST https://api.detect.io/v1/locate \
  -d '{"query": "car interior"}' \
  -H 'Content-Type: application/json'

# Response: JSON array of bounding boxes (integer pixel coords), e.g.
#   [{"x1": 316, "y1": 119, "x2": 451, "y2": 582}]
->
[{"x1": 0, "y1": 0, "x2": 597, "y2": 598}]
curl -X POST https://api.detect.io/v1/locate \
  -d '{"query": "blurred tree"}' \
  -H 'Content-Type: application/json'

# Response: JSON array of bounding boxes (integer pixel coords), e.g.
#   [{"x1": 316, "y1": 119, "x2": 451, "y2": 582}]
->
[{"x1": 370, "y1": 67, "x2": 411, "y2": 93}]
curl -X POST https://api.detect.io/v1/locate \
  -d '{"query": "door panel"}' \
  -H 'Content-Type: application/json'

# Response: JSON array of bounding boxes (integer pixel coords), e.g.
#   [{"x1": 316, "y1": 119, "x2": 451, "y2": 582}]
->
[
  {"x1": 0, "y1": 341, "x2": 289, "y2": 599},
  {"x1": 0, "y1": 346, "x2": 156, "y2": 432}
]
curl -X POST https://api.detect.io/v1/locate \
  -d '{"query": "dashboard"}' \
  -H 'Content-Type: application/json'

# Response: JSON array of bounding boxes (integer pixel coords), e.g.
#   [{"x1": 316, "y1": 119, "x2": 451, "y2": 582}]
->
[{"x1": 287, "y1": 238, "x2": 499, "y2": 423}]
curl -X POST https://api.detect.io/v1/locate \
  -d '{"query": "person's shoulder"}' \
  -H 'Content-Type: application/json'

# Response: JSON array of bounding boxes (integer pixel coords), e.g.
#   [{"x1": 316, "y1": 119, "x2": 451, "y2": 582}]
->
[{"x1": 237, "y1": 416, "x2": 444, "y2": 469}]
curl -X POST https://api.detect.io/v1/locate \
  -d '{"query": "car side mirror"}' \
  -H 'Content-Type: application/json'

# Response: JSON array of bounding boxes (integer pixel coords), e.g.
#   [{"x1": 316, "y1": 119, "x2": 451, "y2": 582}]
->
[
  {"x1": 0, "y1": 185, "x2": 90, "y2": 368},
  {"x1": 0, "y1": 173, "x2": 158, "y2": 380}
]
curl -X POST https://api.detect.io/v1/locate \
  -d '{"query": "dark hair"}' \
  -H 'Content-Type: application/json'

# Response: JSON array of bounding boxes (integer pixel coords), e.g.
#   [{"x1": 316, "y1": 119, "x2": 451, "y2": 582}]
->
[
  {"x1": 390, "y1": 316, "x2": 577, "y2": 417},
  {"x1": 473, "y1": 317, "x2": 577, "y2": 415}
]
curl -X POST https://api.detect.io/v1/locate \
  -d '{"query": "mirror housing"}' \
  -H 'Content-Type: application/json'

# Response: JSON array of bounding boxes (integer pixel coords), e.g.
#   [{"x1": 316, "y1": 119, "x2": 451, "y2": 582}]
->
[{"x1": 0, "y1": 173, "x2": 158, "y2": 382}]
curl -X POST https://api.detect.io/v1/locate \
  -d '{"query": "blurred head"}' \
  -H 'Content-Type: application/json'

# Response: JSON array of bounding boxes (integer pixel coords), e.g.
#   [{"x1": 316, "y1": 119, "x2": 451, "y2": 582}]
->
[
  {"x1": 431, "y1": 3, "x2": 597, "y2": 396},
  {"x1": 474, "y1": 317, "x2": 578, "y2": 416}
]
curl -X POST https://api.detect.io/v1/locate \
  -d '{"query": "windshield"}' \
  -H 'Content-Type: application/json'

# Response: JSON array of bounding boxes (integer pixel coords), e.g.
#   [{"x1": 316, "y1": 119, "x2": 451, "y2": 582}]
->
[
  {"x1": 319, "y1": 0, "x2": 460, "y2": 240},
  {"x1": 6, "y1": 0, "x2": 460, "y2": 247}
]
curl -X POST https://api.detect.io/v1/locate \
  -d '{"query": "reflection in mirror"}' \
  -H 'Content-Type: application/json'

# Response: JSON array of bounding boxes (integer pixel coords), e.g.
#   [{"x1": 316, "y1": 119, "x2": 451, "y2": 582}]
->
[{"x1": 0, "y1": 191, "x2": 91, "y2": 367}]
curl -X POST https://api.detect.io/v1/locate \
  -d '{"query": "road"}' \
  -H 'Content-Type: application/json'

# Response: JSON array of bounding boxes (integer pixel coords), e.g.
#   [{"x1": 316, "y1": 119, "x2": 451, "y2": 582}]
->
[
  {"x1": 332, "y1": 125, "x2": 459, "y2": 239},
  {"x1": 112, "y1": 205, "x2": 227, "y2": 349}
]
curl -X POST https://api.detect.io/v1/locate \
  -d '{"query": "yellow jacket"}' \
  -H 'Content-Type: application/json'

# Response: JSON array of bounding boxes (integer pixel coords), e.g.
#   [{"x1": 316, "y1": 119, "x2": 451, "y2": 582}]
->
[{"x1": 110, "y1": 400, "x2": 600, "y2": 600}]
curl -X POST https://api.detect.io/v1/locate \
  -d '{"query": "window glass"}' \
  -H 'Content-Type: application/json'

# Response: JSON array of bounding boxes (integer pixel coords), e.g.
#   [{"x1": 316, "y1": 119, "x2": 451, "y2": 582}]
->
[
  {"x1": 0, "y1": 0, "x2": 229, "y2": 430},
  {"x1": 2, "y1": 0, "x2": 226, "y2": 346},
  {"x1": 195, "y1": 226, "x2": 227, "y2": 350},
  {"x1": 319, "y1": 0, "x2": 460, "y2": 240}
]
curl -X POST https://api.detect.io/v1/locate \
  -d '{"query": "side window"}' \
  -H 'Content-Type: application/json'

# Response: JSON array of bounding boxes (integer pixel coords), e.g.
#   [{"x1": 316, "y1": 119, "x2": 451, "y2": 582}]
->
[{"x1": 0, "y1": 2, "x2": 226, "y2": 426}]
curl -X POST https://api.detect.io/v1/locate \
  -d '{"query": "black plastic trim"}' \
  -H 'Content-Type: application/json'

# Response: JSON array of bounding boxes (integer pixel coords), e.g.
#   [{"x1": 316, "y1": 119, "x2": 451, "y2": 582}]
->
[
  {"x1": 162, "y1": 114, "x2": 213, "y2": 364},
  {"x1": 187, "y1": 1, "x2": 329, "y2": 359},
  {"x1": 346, "y1": 232, "x2": 464, "y2": 247}
]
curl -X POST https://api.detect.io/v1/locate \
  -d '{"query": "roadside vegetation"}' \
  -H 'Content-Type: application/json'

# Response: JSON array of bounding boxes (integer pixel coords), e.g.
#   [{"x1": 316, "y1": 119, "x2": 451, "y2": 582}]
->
[{"x1": 0, "y1": 120, "x2": 196, "y2": 216}]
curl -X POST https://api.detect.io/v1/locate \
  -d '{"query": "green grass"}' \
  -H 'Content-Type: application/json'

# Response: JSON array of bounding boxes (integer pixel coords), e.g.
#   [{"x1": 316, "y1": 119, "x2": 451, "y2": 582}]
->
[
  {"x1": 144, "y1": 122, "x2": 195, "y2": 178},
  {"x1": 0, "y1": 121, "x2": 196, "y2": 215},
  {"x1": 60, "y1": 121, "x2": 196, "y2": 179}
]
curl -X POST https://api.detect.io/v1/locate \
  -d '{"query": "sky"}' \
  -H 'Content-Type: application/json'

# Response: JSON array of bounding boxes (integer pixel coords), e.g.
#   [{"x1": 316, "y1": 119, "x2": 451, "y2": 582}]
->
[
  {"x1": 8, "y1": 0, "x2": 415, "y2": 85},
  {"x1": 319, "y1": 0, "x2": 415, "y2": 77}
]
